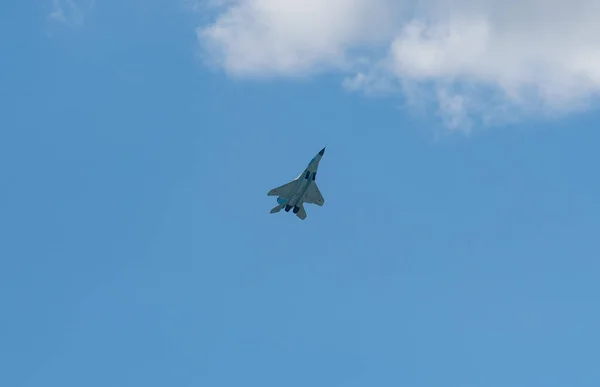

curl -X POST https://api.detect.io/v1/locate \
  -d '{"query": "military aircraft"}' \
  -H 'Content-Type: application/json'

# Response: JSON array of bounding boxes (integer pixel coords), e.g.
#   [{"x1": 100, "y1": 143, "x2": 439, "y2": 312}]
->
[{"x1": 267, "y1": 147, "x2": 326, "y2": 220}]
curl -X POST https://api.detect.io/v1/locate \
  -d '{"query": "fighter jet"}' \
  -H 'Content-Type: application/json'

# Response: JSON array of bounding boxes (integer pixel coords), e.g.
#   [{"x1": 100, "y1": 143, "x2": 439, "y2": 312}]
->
[{"x1": 267, "y1": 147, "x2": 326, "y2": 220}]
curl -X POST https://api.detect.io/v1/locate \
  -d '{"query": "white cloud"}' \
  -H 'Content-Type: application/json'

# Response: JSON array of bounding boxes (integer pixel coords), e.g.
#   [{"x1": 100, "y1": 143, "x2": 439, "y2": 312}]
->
[
  {"x1": 198, "y1": 0, "x2": 408, "y2": 77},
  {"x1": 198, "y1": 0, "x2": 600, "y2": 130},
  {"x1": 49, "y1": 0, "x2": 93, "y2": 25}
]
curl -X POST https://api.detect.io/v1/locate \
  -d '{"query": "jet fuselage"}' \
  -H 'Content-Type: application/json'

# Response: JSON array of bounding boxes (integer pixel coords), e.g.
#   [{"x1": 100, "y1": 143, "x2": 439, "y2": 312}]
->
[
  {"x1": 268, "y1": 147, "x2": 326, "y2": 219},
  {"x1": 283, "y1": 152, "x2": 322, "y2": 209}
]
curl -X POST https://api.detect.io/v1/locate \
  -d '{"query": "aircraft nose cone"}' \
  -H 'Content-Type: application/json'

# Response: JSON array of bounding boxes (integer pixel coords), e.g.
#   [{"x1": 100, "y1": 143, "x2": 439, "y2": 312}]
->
[{"x1": 319, "y1": 147, "x2": 326, "y2": 156}]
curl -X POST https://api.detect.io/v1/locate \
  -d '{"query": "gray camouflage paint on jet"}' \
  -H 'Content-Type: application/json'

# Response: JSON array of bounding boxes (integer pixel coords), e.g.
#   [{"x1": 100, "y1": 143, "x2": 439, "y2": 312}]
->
[{"x1": 267, "y1": 147, "x2": 326, "y2": 220}]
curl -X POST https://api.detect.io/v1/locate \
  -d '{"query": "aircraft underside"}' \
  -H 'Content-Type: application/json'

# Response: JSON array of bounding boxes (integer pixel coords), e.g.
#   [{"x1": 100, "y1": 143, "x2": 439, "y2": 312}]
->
[
  {"x1": 267, "y1": 147, "x2": 326, "y2": 220},
  {"x1": 285, "y1": 203, "x2": 301, "y2": 213}
]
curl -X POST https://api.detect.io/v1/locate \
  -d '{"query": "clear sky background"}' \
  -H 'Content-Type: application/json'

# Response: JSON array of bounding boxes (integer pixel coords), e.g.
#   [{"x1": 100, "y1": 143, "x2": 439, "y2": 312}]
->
[{"x1": 2, "y1": 1, "x2": 600, "y2": 387}]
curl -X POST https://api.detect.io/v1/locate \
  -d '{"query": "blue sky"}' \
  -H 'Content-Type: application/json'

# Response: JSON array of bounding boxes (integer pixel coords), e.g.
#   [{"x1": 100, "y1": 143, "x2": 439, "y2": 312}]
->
[{"x1": 2, "y1": 1, "x2": 600, "y2": 387}]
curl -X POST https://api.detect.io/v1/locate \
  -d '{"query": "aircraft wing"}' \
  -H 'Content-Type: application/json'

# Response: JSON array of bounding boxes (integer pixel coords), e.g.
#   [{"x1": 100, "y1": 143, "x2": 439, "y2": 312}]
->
[
  {"x1": 267, "y1": 179, "x2": 298, "y2": 197},
  {"x1": 304, "y1": 183, "x2": 325, "y2": 206}
]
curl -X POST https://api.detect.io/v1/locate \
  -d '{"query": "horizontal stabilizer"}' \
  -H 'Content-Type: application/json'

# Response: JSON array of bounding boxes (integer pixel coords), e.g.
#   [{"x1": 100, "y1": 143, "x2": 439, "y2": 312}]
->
[
  {"x1": 270, "y1": 204, "x2": 283, "y2": 214},
  {"x1": 296, "y1": 205, "x2": 307, "y2": 220}
]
